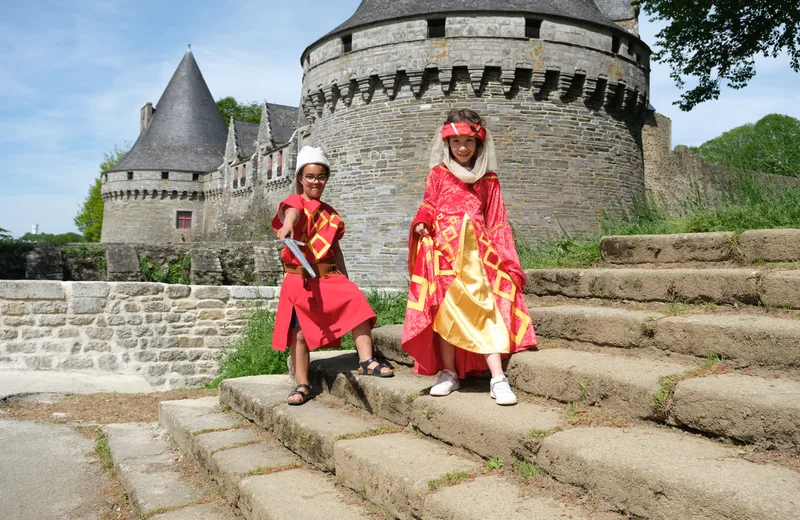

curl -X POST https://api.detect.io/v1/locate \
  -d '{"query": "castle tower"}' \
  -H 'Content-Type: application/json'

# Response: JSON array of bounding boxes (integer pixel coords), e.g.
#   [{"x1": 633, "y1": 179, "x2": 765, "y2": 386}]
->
[
  {"x1": 299, "y1": 0, "x2": 651, "y2": 286},
  {"x1": 101, "y1": 48, "x2": 228, "y2": 243}
]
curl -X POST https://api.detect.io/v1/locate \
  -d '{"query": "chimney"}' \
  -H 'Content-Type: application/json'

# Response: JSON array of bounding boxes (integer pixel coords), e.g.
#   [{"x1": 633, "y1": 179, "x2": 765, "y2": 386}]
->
[{"x1": 140, "y1": 102, "x2": 154, "y2": 133}]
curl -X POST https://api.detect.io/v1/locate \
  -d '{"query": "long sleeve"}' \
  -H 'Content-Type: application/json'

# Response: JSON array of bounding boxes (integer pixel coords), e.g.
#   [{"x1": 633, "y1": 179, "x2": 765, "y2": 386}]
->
[
  {"x1": 408, "y1": 169, "x2": 440, "y2": 274},
  {"x1": 483, "y1": 175, "x2": 526, "y2": 290}
]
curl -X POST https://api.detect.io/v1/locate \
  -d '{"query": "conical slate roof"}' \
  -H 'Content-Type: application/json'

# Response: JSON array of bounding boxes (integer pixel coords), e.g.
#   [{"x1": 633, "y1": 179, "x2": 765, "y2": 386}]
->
[
  {"x1": 109, "y1": 49, "x2": 228, "y2": 173},
  {"x1": 309, "y1": 0, "x2": 618, "y2": 53}
]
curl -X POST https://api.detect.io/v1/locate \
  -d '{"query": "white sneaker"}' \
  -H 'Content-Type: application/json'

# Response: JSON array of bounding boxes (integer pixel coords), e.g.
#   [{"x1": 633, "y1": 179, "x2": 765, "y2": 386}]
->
[
  {"x1": 490, "y1": 376, "x2": 517, "y2": 405},
  {"x1": 430, "y1": 370, "x2": 460, "y2": 396}
]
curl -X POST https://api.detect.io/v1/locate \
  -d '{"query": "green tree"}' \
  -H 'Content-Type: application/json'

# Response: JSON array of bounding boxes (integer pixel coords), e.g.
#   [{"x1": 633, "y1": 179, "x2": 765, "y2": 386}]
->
[
  {"x1": 0, "y1": 227, "x2": 11, "y2": 240},
  {"x1": 216, "y1": 96, "x2": 261, "y2": 124},
  {"x1": 640, "y1": 0, "x2": 800, "y2": 110},
  {"x1": 18, "y1": 232, "x2": 84, "y2": 244},
  {"x1": 692, "y1": 114, "x2": 800, "y2": 177},
  {"x1": 75, "y1": 146, "x2": 128, "y2": 242}
]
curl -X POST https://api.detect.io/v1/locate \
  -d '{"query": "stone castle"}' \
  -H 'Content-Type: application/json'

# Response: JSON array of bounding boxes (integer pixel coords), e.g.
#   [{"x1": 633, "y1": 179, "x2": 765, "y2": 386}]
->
[{"x1": 102, "y1": 0, "x2": 649, "y2": 286}]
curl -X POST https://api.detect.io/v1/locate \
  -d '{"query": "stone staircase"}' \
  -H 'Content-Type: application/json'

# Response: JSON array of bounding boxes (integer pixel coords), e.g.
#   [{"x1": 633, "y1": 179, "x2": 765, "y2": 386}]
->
[{"x1": 106, "y1": 230, "x2": 800, "y2": 519}]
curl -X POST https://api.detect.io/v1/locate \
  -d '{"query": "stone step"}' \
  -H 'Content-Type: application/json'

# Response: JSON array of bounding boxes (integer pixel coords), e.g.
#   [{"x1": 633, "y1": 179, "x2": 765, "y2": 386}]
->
[
  {"x1": 600, "y1": 229, "x2": 800, "y2": 265},
  {"x1": 104, "y1": 422, "x2": 234, "y2": 520},
  {"x1": 524, "y1": 267, "x2": 800, "y2": 308},
  {"x1": 371, "y1": 326, "x2": 800, "y2": 450},
  {"x1": 169, "y1": 386, "x2": 605, "y2": 520},
  {"x1": 539, "y1": 426, "x2": 800, "y2": 520},
  {"x1": 312, "y1": 351, "x2": 566, "y2": 464},
  {"x1": 158, "y1": 398, "x2": 375, "y2": 520},
  {"x1": 528, "y1": 304, "x2": 800, "y2": 367}
]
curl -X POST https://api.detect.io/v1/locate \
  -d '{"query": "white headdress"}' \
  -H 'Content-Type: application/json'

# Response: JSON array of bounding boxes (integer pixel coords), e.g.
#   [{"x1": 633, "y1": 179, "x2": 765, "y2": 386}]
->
[{"x1": 294, "y1": 145, "x2": 330, "y2": 194}]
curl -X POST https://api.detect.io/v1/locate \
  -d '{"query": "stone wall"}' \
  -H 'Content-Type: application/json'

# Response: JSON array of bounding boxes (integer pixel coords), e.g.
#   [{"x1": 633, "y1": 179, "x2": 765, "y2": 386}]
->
[
  {"x1": 643, "y1": 113, "x2": 800, "y2": 213},
  {"x1": 0, "y1": 281, "x2": 280, "y2": 389}
]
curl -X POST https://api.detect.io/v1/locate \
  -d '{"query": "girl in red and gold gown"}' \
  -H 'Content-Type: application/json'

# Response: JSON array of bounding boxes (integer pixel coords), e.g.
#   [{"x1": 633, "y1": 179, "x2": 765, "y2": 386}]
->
[
  {"x1": 402, "y1": 109, "x2": 537, "y2": 405},
  {"x1": 273, "y1": 146, "x2": 393, "y2": 405}
]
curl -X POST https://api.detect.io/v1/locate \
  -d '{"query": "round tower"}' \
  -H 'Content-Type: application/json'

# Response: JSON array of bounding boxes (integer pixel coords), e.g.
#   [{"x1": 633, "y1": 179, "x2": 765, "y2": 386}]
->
[
  {"x1": 101, "y1": 48, "x2": 228, "y2": 243},
  {"x1": 299, "y1": 1, "x2": 650, "y2": 286}
]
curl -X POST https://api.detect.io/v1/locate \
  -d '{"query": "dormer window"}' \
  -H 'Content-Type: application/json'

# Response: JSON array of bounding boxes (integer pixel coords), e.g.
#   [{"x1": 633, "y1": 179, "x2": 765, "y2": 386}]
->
[
  {"x1": 127, "y1": 171, "x2": 133, "y2": 180},
  {"x1": 161, "y1": 171, "x2": 169, "y2": 180},
  {"x1": 525, "y1": 19, "x2": 542, "y2": 39},
  {"x1": 342, "y1": 34, "x2": 352, "y2": 53},
  {"x1": 192, "y1": 173, "x2": 199, "y2": 181},
  {"x1": 428, "y1": 18, "x2": 446, "y2": 38}
]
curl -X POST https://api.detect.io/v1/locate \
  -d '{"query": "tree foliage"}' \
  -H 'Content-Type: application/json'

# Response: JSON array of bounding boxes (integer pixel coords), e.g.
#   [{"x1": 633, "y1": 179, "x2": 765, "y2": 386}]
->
[
  {"x1": 692, "y1": 114, "x2": 800, "y2": 177},
  {"x1": 75, "y1": 146, "x2": 128, "y2": 242},
  {"x1": 18, "y1": 232, "x2": 84, "y2": 244},
  {"x1": 216, "y1": 96, "x2": 261, "y2": 124},
  {"x1": 640, "y1": 0, "x2": 800, "y2": 110},
  {"x1": 0, "y1": 227, "x2": 11, "y2": 240}
]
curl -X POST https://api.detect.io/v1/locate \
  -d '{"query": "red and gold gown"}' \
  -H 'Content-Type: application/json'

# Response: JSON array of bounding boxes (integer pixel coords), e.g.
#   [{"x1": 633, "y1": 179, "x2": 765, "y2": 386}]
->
[
  {"x1": 271, "y1": 194, "x2": 376, "y2": 351},
  {"x1": 402, "y1": 165, "x2": 537, "y2": 378}
]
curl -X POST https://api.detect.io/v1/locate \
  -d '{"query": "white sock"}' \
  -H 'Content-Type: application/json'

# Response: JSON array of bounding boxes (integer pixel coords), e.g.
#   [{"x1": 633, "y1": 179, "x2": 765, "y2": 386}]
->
[{"x1": 490, "y1": 375, "x2": 506, "y2": 385}]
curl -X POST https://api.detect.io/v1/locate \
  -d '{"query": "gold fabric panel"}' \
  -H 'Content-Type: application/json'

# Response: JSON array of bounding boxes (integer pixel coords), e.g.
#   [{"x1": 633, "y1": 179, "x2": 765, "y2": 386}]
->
[{"x1": 433, "y1": 215, "x2": 511, "y2": 354}]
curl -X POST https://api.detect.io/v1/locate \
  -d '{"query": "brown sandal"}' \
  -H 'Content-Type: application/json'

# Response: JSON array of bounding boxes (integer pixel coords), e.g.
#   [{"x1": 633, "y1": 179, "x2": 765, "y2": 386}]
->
[{"x1": 357, "y1": 357, "x2": 394, "y2": 377}]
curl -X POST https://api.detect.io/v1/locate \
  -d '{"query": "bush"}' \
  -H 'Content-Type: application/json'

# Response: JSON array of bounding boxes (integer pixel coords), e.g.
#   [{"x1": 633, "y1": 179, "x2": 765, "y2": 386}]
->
[{"x1": 139, "y1": 253, "x2": 191, "y2": 284}]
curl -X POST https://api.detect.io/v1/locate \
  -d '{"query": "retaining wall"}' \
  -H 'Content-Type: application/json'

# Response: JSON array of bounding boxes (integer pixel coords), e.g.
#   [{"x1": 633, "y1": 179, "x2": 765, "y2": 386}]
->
[{"x1": 0, "y1": 281, "x2": 280, "y2": 390}]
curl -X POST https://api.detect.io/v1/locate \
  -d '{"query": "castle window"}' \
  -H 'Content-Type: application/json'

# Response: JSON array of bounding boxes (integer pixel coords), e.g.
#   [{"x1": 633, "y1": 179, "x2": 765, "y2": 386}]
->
[
  {"x1": 627, "y1": 40, "x2": 634, "y2": 56},
  {"x1": 268, "y1": 155, "x2": 274, "y2": 178},
  {"x1": 102, "y1": 174, "x2": 107, "y2": 183},
  {"x1": 241, "y1": 164, "x2": 247, "y2": 186},
  {"x1": 127, "y1": 171, "x2": 133, "y2": 180},
  {"x1": 342, "y1": 34, "x2": 352, "y2": 53},
  {"x1": 612, "y1": 36, "x2": 621, "y2": 54},
  {"x1": 192, "y1": 173, "x2": 199, "y2": 181},
  {"x1": 525, "y1": 19, "x2": 542, "y2": 39},
  {"x1": 161, "y1": 171, "x2": 169, "y2": 180},
  {"x1": 233, "y1": 166, "x2": 239, "y2": 188},
  {"x1": 176, "y1": 211, "x2": 192, "y2": 230},
  {"x1": 278, "y1": 151, "x2": 283, "y2": 176},
  {"x1": 428, "y1": 18, "x2": 446, "y2": 38}
]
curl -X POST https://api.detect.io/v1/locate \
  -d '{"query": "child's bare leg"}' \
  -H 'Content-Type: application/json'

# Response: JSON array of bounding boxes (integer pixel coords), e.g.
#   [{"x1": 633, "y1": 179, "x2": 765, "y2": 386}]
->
[
  {"x1": 438, "y1": 337, "x2": 457, "y2": 373},
  {"x1": 353, "y1": 320, "x2": 392, "y2": 376},
  {"x1": 484, "y1": 353, "x2": 505, "y2": 379},
  {"x1": 288, "y1": 328, "x2": 310, "y2": 404}
]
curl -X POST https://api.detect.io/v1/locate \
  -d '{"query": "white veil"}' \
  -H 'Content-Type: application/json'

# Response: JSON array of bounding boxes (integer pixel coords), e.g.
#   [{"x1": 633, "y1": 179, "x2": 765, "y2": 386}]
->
[{"x1": 428, "y1": 127, "x2": 498, "y2": 184}]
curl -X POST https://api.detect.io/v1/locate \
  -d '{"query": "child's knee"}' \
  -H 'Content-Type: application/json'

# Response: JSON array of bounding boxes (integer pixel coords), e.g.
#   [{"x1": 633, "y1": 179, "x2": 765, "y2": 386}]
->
[{"x1": 295, "y1": 330, "x2": 308, "y2": 347}]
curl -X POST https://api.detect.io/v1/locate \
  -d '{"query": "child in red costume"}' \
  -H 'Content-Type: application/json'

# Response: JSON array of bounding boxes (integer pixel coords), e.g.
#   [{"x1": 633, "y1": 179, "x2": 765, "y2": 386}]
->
[
  {"x1": 402, "y1": 109, "x2": 537, "y2": 405},
  {"x1": 273, "y1": 146, "x2": 393, "y2": 405}
]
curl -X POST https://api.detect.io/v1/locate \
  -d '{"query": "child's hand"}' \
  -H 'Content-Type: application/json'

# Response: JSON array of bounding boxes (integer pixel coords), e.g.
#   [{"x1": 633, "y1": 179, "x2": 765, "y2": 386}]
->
[
  {"x1": 276, "y1": 225, "x2": 294, "y2": 240},
  {"x1": 414, "y1": 223, "x2": 430, "y2": 237}
]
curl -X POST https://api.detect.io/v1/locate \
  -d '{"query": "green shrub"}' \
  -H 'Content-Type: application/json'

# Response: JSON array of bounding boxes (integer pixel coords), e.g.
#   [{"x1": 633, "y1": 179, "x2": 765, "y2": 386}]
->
[{"x1": 139, "y1": 253, "x2": 190, "y2": 284}]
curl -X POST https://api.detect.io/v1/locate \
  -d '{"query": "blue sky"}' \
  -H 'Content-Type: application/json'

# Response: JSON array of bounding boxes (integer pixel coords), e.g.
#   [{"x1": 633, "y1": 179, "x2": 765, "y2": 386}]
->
[{"x1": 1, "y1": 0, "x2": 798, "y2": 238}]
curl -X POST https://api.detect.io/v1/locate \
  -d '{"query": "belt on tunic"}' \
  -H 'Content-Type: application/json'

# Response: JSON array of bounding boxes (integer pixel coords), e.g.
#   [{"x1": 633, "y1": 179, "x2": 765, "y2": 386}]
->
[{"x1": 284, "y1": 262, "x2": 339, "y2": 279}]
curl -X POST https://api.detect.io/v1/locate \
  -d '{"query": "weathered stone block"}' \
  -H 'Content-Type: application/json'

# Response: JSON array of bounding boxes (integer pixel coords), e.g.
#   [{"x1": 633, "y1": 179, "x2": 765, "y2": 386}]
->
[
  {"x1": 40, "y1": 341, "x2": 72, "y2": 353},
  {"x1": 22, "y1": 328, "x2": 52, "y2": 339},
  {"x1": 147, "y1": 363, "x2": 169, "y2": 377},
  {"x1": 132, "y1": 326, "x2": 154, "y2": 337},
  {"x1": 166, "y1": 285, "x2": 192, "y2": 299},
  {"x1": 115, "y1": 282, "x2": 163, "y2": 296},
  {"x1": 229, "y1": 286, "x2": 277, "y2": 300},
  {"x1": 193, "y1": 287, "x2": 230, "y2": 301},
  {"x1": 198, "y1": 310, "x2": 224, "y2": 320},
  {"x1": 170, "y1": 362, "x2": 198, "y2": 376},
  {"x1": 178, "y1": 337, "x2": 205, "y2": 348},
  {"x1": 84, "y1": 341, "x2": 112, "y2": 352},
  {"x1": 172, "y1": 300, "x2": 197, "y2": 311},
  {"x1": 123, "y1": 302, "x2": 141, "y2": 312},
  {"x1": 56, "y1": 327, "x2": 80, "y2": 338},
  {"x1": 69, "y1": 298, "x2": 106, "y2": 315},
  {"x1": 118, "y1": 338, "x2": 139, "y2": 349},
  {"x1": 107, "y1": 316, "x2": 126, "y2": 326},
  {"x1": 71, "y1": 282, "x2": 111, "y2": 298},
  {"x1": 26, "y1": 246, "x2": 65, "y2": 280},
  {"x1": 190, "y1": 250, "x2": 223, "y2": 286},
  {"x1": 135, "y1": 350, "x2": 158, "y2": 362},
  {"x1": 59, "y1": 356, "x2": 95, "y2": 370},
  {"x1": 1, "y1": 302, "x2": 28, "y2": 316},
  {"x1": 68, "y1": 316, "x2": 95, "y2": 326},
  {"x1": 25, "y1": 355, "x2": 54, "y2": 369},
  {"x1": 85, "y1": 327, "x2": 115, "y2": 340},
  {"x1": 144, "y1": 302, "x2": 170, "y2": 313},
  {"x1": 157, "y1": 350, "x2": 188, "y2": 362},
  {"x1": 145, "y1": 314, "x2": 163, "y2": 324},
  {"x1": 182, "y1": 313, "x2": 198, "y2": 323},
  {"x1": 196, "y1": 300, "x2": 224, "y2": 309},
  {"x1": 97, "y1": 354, "x2": 120, "y2": 371},
  {"x1": 31, "y1": 301, "x2": 68, "y2": 314},
  {"x1": 3, "y1": 316, "x2": 34, "y2": 327},
  {"x1": 740, "y1": 229, "x2": 800, "y2": 262},
  {"x1": 0, "y1": 281, "x2": 65, "y2": 300},
  {"x1": 0, "y1": 328, "x2": 19, "y2": 340},
  {"x1": 38, "y1": 315, "x2": 66, "y2": 327},
  {"x1": 106, "y1": 246, "x2": 141, "y2": 282},
  {"x1": 126, "y1": 315, "x2": 144, "y2": 325},
  {"x1": 5, "y1": 342, "x2": 36, "y2": 354}
]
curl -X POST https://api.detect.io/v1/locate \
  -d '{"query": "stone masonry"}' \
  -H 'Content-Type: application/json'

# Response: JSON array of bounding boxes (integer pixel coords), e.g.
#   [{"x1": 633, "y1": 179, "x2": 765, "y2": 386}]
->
[{"x1": 0, "y1": 281, "x2": 279, "y2": 389}]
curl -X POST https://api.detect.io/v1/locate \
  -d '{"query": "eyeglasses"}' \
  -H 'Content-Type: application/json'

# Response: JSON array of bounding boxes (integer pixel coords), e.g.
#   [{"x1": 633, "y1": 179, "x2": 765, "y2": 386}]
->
[{"x1": 302, "y1": 174, "x2": 328, "y2": 182}]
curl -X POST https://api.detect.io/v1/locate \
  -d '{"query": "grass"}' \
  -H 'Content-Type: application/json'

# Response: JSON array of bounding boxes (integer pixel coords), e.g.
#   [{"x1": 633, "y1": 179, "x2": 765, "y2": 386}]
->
[
  {"x1": 650, "y1": 374, "x2": 681, "y2": 414},
  {"x1": 702, "y1": 352, "x2": 726, "y2": 370},
  {"x1": 427, "y1": 470, "x2": 471, "y2": 491},
  {"x1": 512, "y1": 460, "x2": 541, "y2": 482},
  {"x1": 486, "y1": 457, "x2": 503, "y2": 470},
  {"x1": 516, "y1": 171, "x2": 800, "y2": 269},
  {"x1": 524, "y1": 428, "x2": 549, "y2": 439},
  {"x1": 340, "y1": 289, "x2": 408, "y2": 350}
]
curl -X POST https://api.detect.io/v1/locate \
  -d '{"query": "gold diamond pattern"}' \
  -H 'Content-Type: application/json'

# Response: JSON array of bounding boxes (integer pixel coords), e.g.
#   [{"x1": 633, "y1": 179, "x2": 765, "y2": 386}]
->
[
  {"x1": 511, "y1": 305, "x2": 532, "y2": 345},
  {"x1": 493, "y1": 270, "x2": 516, "y2": 301},
  {"x1": 434, "y1": 250, "x2": 455, "y2": 276},
  {"x1": 308, "y1": 233, "x2": 331, "y2": 259},
  {"x1": 483, "y1": 248, "x2": 502, "y2": 270},
  {"x1": 407, "y1": 275, "x2": 429, "y2": 311},
  {"x1": 442, "y1": 225, "x2": 458, "y2": 243}
]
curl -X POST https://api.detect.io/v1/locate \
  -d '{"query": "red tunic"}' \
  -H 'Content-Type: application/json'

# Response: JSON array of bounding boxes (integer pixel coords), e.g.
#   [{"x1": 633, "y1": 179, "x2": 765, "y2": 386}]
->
[
  {"x1": 271, "y1": 194, "x2": 376, "y2": 351},
  {"x1": 402, "y1": 166, "x2": 537, "y2": 378}
]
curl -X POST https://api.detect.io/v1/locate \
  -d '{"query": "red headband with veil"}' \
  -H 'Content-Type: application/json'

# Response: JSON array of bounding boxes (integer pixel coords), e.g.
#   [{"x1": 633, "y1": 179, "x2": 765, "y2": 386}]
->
[{"x1": 441, "y1": 122, "x2": 487, "y2": 142}]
